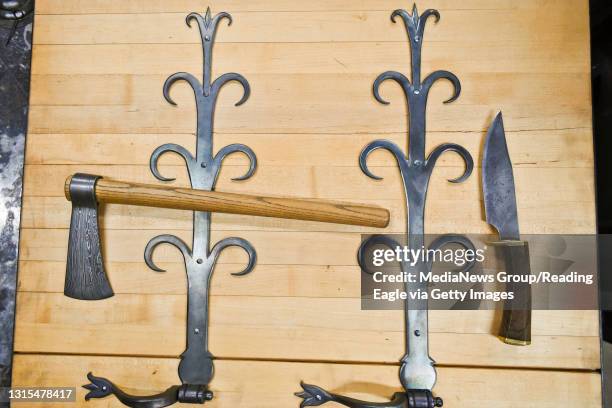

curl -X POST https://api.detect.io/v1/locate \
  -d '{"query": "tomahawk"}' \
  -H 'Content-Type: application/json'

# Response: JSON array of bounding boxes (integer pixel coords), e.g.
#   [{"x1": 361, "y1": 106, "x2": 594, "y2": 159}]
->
[{"x1": 64, "y1": 173, "x2": 389, "y2": 300}]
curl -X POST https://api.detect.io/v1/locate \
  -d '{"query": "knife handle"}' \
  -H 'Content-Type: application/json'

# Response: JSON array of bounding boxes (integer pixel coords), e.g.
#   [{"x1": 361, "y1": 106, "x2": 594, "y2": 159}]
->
[{"x1": 498, "y1": 242, "x2": 532, "y2": 346}]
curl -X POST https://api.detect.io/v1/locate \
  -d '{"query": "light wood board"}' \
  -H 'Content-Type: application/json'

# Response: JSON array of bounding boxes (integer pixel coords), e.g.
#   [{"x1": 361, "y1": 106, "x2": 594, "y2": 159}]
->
[
  {"x1": 15, "y1": 0, "x2": 598, "y2": 406},
  {"x1": 12, "y1": 355, "x2": 602, "y2": 408}
]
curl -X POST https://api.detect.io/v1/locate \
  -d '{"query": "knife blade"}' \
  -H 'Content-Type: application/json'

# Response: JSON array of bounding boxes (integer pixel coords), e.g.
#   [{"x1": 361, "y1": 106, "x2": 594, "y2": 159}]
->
[{"x1": 482, "y1": 112, "x2": 532, "y2": 346}]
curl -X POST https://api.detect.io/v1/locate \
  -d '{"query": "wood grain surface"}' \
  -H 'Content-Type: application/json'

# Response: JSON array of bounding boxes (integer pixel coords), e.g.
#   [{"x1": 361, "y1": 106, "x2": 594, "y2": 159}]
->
[
  {"x1": 13, "y1": 355, "x2": 602, "y2": 408},
  {"x1": 14, "y1": 0, "x2": 597, "y2": 406}
]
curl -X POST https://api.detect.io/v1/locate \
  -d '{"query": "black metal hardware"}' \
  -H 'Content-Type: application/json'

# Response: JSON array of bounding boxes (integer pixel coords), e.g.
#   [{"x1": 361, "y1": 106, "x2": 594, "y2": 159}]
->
[
  {"x1": 0, "y1": 2, "x2": 34, "y2": 404},
  {"x1": 297, "y1": 4, "x2": 473, "y2": 407},
  {"x1": 1, "y1": 0, "x2": 33, "y2": 45},
  {"x1": 0, "y1": 0, "x2": 32, "y2": 19},
  {"x1": 82, "y1": 7, "x2": 256, "y2": 407}
]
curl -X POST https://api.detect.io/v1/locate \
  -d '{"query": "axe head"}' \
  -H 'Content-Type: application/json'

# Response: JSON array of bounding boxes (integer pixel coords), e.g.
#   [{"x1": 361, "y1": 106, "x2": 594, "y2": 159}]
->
[{"x1": 64, "y1": 173, "x2": 114, "y2": 300}]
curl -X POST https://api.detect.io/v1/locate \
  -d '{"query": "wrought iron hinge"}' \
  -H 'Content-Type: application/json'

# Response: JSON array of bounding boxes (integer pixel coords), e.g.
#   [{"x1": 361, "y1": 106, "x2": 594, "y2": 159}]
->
[
  {"x1": 297, "y1": 4, "x2": 474, "y2": 407},
  {"x1": 82, "y1": 7, "x2": 257, "y2": 407}
]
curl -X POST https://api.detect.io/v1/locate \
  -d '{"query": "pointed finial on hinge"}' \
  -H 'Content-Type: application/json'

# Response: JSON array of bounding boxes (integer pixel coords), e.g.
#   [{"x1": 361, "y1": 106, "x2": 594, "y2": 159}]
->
[{"x1": 204, "y1": 7, "x2": 213, "y2": 28}]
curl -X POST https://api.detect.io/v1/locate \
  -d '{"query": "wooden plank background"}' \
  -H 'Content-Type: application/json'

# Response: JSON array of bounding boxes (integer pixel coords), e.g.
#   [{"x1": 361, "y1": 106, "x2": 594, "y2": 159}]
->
[{"x1": 13, "y1": 0, "x2": 599, "y2": 406}]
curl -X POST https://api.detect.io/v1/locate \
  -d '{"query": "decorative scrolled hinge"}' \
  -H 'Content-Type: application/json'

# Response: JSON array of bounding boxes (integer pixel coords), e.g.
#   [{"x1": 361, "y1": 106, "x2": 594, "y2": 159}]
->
[
  {"x1": 81, "y1": 7, "x2": 256, "y2": 407},
  {"x1": 296, "y1": 4, "x2": 474, "y2": 407}
]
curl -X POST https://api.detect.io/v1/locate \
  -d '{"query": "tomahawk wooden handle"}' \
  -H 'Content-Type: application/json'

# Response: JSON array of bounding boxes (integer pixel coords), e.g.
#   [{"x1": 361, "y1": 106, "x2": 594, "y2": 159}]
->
[{"x1": 65, "y1": 175, "x2": 389, "y2": 228}]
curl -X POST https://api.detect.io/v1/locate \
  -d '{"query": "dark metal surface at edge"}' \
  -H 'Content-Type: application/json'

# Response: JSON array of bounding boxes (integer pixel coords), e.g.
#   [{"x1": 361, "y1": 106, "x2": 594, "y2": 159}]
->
[{"x1": 0, "y1": 1, "x2": 35, "y2": 406}]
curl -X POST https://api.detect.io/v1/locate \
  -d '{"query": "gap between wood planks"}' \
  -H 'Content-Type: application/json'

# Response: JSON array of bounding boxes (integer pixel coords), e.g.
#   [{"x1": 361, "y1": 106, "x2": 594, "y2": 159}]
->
[{"x1": 11, "y1": 351, "x2": 601, "y2": 374}]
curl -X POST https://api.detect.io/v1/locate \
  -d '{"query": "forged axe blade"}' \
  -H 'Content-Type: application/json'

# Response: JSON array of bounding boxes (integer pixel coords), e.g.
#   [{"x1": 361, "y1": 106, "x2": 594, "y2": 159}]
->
[
  {"x1": 482, "y1": 112, "x2": 520, "y2": 241},
  {"x1": 64, "y1": 173, "x2": 113, "y2": 300}
]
